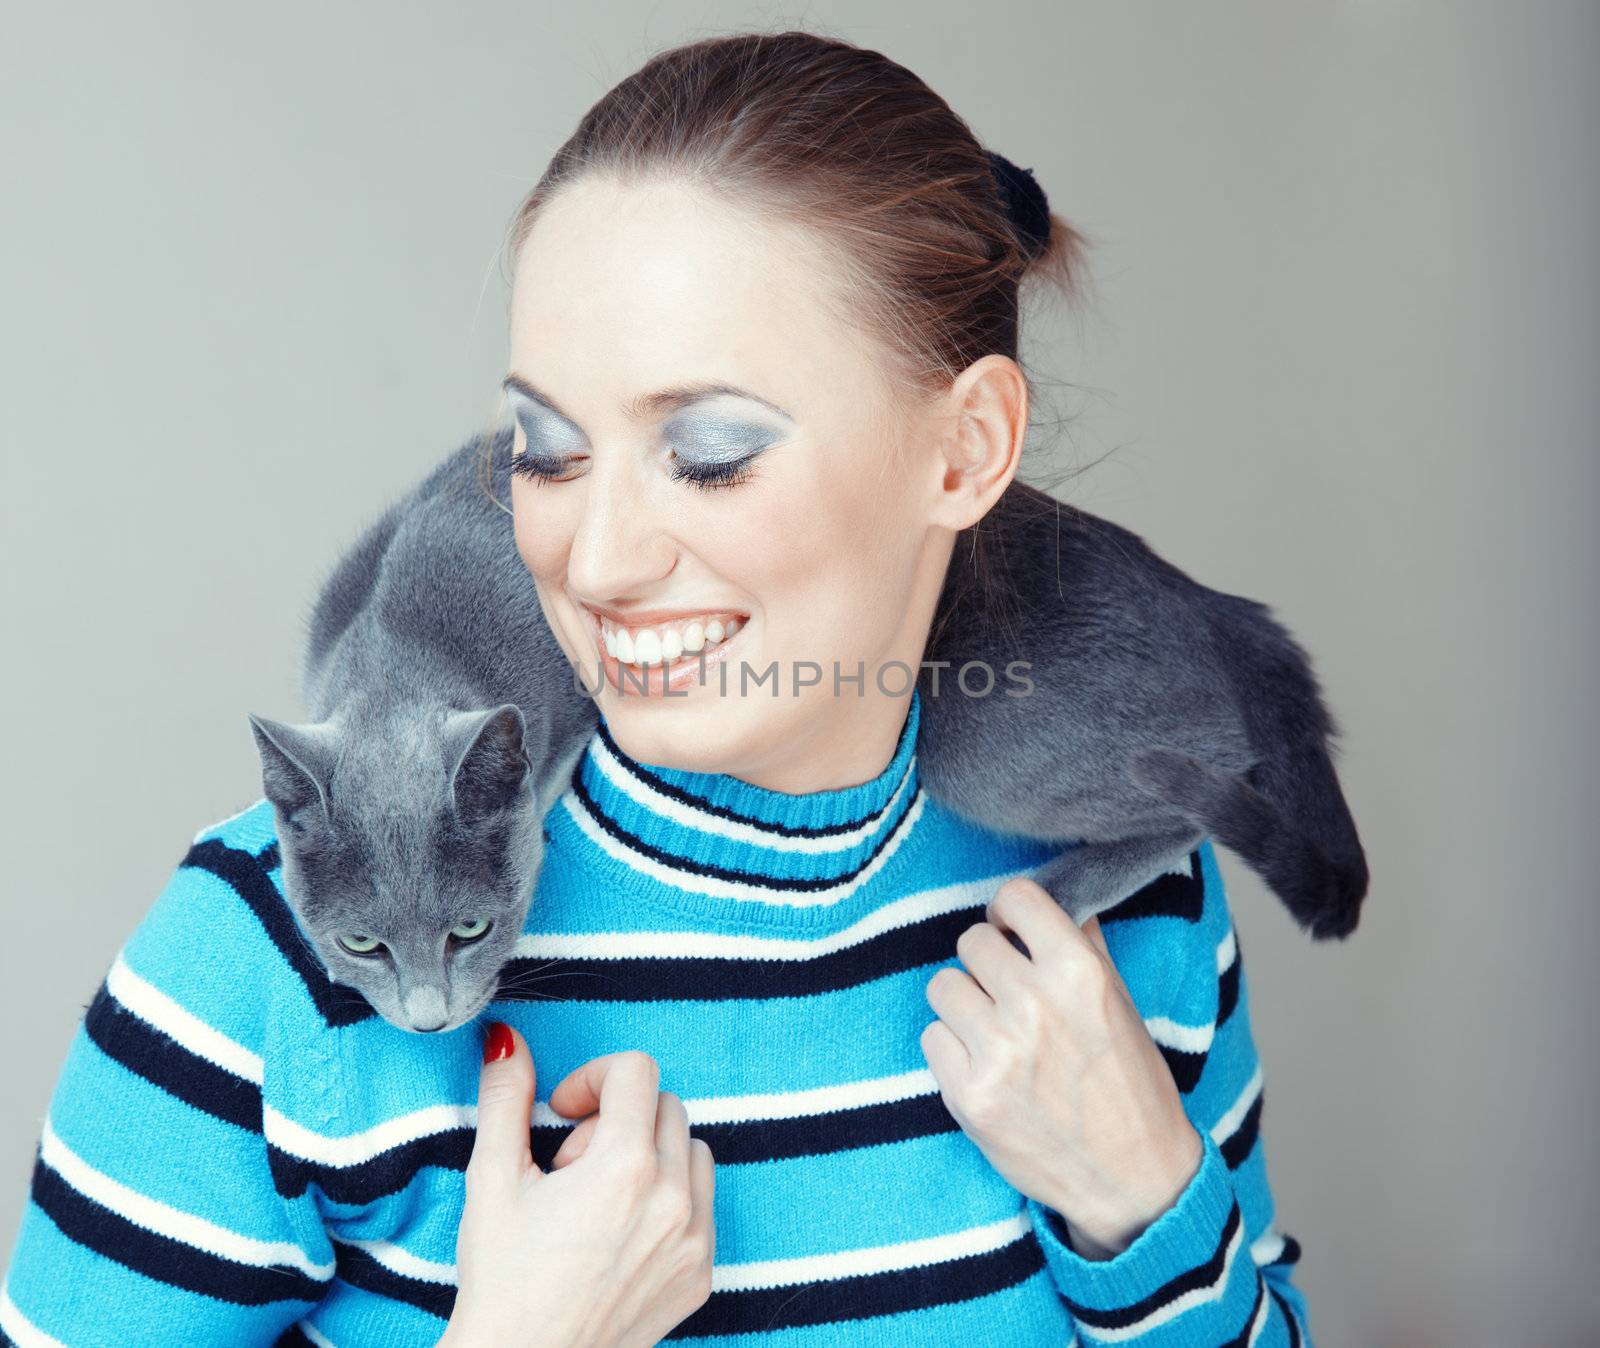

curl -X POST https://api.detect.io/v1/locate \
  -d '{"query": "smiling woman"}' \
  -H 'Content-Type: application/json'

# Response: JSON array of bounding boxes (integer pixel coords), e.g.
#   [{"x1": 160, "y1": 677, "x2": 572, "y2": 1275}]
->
[
  {"x1": 498, "y1": 167, "x2": 999, "y2": 792},
  {"x1": 1, "y1": 25, "x2": 1312, "y2": 1348}
]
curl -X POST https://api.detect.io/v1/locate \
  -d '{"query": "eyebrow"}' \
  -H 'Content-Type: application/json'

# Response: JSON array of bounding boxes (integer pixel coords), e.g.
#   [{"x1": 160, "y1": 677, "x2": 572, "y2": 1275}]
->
[{"x1": 501, "y1": 373, "x2": 793, "y2": 423}]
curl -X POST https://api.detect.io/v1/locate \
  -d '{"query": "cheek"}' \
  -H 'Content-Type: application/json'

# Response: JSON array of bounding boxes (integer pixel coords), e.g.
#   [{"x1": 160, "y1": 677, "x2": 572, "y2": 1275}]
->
[
  {"x1": 510, "y1": 476, "x2": 569, "y2": 582},
  {"x1": 511, "y1": 481, "x2": 601, "y2": 678},
  {"x1": 728, "y1": 463, "x2": 921, "y2": 651}
]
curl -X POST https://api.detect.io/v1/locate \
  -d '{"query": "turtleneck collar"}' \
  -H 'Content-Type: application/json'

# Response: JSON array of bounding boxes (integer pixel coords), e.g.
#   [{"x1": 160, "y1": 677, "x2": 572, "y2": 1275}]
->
[{"x1": 563, "y1": 692, "x2": 924, "y2": 912}]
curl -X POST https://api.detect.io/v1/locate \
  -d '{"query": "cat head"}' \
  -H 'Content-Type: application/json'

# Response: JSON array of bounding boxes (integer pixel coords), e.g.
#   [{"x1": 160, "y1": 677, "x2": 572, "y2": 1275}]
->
[{"x1": 246, "y1": 700, "x2": 556, "y2": 1034}]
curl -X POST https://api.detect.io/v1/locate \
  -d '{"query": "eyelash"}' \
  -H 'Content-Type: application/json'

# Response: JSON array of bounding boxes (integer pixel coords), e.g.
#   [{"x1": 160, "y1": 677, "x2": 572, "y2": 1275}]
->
[
  {"x1": 669, "y1": 456, "x2": 755, "y2": 490},
  {"x1": 508, "y1": 444, "x2": 758, "y2": 492}
]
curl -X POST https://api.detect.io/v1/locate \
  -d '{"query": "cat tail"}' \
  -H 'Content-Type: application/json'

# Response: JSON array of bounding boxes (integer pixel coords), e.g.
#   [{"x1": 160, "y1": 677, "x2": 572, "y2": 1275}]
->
[{"x1": 1127, "y1": 739, "x2": 1370, "y2": 941}]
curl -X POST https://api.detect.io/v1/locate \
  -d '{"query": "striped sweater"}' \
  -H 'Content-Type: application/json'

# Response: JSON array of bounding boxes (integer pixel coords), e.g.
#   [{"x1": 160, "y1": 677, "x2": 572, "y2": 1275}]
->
[{"x1": 2, "y1": 691, "x2": 1312, "y2": 1346}]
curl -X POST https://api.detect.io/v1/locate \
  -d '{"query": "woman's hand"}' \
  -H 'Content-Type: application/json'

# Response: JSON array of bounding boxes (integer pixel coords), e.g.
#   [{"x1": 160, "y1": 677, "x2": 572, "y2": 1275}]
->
[
  {"x1": 920, "y1": 877, "x2": 1205, "y2": 1260},
  {"x1": 440, "y1": 1026, "x2": 716, "y2": 1348}
]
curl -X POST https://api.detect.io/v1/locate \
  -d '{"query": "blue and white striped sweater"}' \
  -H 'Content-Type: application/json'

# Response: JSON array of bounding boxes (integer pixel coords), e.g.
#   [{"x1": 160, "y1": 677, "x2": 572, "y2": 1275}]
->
[{"x1": 2, "y1": 692, "x2": 1312, "y2": 1346}]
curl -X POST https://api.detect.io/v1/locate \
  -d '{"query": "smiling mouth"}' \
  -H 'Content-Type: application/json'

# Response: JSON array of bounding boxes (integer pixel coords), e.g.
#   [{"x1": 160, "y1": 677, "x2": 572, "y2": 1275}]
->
[{"x1": 579, "y1": 603, "x2": 751, "y2": 697}]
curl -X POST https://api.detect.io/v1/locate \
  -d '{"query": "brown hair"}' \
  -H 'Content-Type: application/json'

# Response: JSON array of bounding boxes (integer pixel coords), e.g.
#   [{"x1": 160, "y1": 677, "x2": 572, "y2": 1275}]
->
[{"x1": 477, "y1": 26, "x2": 1100, "y2": 609}]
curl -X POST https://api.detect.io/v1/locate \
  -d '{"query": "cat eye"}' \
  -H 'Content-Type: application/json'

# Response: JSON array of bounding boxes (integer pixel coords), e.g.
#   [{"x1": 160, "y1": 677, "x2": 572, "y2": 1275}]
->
[
  {"x1": 449, "y1": 918, "x2": 491, "y2": 943},
  {"x1": 337, "y1": 933, "x2": 384, "y2": 956}
]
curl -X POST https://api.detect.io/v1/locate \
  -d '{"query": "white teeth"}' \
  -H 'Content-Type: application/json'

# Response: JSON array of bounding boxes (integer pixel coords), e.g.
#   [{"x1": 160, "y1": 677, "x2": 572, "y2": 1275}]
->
[
  {"x1": 599, "y1": 614, "x2": 745, "y2": 666},
  {"x1": 633, "y1": 629, "x2": 663, "y2": 664}
]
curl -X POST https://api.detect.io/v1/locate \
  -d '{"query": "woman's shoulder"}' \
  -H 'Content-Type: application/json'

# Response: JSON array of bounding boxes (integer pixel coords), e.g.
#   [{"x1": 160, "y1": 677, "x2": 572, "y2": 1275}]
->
[
  {"x1": 1097, "y1": 838, "x2": 1238, "y2": 1057},
  {"x1": 111, "y1": 797, "x2": 343, "y2": 1058},
  {"x1": 133, "y1": 797, "x2": 288, "y2": 975},
  {"x1": 186, "y1": 794, "x2": 282, "y2": 853}
]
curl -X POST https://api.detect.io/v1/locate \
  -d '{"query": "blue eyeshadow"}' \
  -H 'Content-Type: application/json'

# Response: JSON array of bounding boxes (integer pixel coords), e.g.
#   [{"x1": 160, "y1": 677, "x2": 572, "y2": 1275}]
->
[
  {"x1": 507, "y1": 386, "x2": 785, "y2": 467},
  {"x1": 512, "y1": 405, "x2": 585, "y2": 454},
  {"x1": 665, "y1": 415, "x2": 779, "y2": 464}
]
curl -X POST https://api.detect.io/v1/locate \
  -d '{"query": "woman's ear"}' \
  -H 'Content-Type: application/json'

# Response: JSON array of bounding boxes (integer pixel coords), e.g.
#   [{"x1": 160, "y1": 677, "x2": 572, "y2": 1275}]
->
[{"x1": 928, "y1": 355, "x2": 1026, "y2": 531}]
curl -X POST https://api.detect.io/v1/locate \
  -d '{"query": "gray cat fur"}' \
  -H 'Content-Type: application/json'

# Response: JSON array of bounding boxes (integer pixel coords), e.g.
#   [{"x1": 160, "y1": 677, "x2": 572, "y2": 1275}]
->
[{"x1": 916, "y1": 480, "x2": 1368, "y2": 940}]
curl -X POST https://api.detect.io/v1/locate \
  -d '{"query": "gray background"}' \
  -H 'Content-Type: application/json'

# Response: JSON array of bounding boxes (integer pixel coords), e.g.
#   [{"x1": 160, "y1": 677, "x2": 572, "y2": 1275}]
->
[{"x1": 3, "y1": 3, "x2": 1596, "y2": 1344}]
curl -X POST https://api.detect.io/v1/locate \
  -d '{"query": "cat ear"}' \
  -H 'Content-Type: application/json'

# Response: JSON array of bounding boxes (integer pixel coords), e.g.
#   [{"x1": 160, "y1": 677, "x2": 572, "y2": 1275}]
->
[
  {"x1": 445, "y1": 704, "x2": 531, "y2": 820},
  {"x1": 247, "y1": 713, "x2": 339, "y2": 824}
]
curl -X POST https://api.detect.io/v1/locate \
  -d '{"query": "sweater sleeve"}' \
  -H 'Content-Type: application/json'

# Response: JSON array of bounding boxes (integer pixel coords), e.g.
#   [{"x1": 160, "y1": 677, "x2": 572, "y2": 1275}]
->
[
  {"x1": 0, "y1": 812, "x2": 336, "y2": 1346},
  {"x1": 1022, "y1": 841, "x2": 1314, "y2": 1346}
]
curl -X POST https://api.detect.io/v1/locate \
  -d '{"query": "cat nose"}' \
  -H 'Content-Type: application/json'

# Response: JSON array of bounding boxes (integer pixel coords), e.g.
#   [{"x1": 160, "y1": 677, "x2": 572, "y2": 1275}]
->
[{"x1": 403, "y1": 987, "x2": 449, "y2": 1032}]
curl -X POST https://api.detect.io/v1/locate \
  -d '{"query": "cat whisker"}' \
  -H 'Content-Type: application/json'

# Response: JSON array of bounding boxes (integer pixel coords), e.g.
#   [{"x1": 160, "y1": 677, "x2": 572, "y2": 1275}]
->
[
  {"x1": 492, "y1": 977, "x2": 584, "y2": 1003},
  {"x1": 504, "y1": 957, "x2": 567, "y2": 976},
  {"x1": 496, "y1": 979, "x2": 579, "y2": 998},
  {"x1": 499, "y1": 957, "x2": 627, "y2": 986},
  {"x1": 497, "y1": 967, "x2": 625, "y2": 991}
]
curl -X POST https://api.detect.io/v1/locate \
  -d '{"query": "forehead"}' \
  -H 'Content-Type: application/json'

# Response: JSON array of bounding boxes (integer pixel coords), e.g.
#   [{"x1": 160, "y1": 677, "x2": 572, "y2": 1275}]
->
[{"x1": 507, "y1": 174, "x2": 888, "y2": 421}]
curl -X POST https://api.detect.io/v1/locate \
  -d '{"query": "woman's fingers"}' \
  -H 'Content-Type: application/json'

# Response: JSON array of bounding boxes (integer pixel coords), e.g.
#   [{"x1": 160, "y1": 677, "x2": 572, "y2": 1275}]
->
[
  {"x1": 548, "y1": 1051, "x2": 661, "y2": 1155},
  {"x1": 551, "y1": 1112, "x2": 599, "y2": 1169},
  {"x1": 986, "y1": 878, "x2": 1074, "y2": 966},
  {"x1": 551, "y1": 1076, "x2": 698, "y2": 1199},
  {"x1": 1078, "y1": 913, "x2": 1135, "y2": 998},
  {"x1": 464, "y1": 1022, "x2": 539, "y2": 1193},
  {"x1": 686, "y1": 1137, "x2": 716, "y2": 1247},
  {"x1": 654, "y1": 1091, "x2": 690, "y2": 1188},
  {"x1": 1079, "y1": 913, "x2": 1111, "y2": 956}
]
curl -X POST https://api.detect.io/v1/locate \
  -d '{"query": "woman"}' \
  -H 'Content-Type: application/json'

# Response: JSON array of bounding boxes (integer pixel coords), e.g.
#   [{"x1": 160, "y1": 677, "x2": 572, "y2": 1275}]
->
[{"x1": 1, "y1": 29, "x2": 1312, "y2": 1347}]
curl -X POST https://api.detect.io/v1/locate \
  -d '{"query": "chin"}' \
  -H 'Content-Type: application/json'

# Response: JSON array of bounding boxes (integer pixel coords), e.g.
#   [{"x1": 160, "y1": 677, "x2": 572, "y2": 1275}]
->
[
  {"x1": 601, "y1": 685, "x2": 798, "y2": 778},
  {"x1": 379, "y1": 990, "x2": 496, "y2": 1037},
  {"x1": 385, "y1": 1020, "x2": 464, "y2": 1037}
]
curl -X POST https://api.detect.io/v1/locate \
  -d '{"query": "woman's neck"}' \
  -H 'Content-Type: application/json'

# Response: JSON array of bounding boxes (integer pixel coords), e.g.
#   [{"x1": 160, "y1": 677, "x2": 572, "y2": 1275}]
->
[
  {"x1": 710, "y1": 690, "x2": 917, "y2": 795},
  {"x1": 593, "y1": 690, "x2": 921, "y2": 826},
  {"x1": 573, "y1": 691, "x2": 924, "y2": 916}
]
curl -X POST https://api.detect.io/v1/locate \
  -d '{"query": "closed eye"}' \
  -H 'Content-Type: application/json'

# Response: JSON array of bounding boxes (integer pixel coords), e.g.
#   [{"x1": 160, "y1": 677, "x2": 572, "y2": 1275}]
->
[
  {"x1": 510, "y1": 445, "x2": 759, "y2": 492},
  {"x1": 506, "y1": 389, "x2": 778, "y2": 493},
  {"x1": 667, "y1": 452, "x2": 758, "y2": 490},
  {"x1": 510, "y1": 451, "x2": 586, "y2": 484}
]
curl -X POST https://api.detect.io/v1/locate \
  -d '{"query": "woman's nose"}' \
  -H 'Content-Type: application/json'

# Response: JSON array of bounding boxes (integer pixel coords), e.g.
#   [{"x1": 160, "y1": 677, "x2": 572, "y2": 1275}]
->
[{"x1": 563, "y1": 455, "x2": 678, "y2": 599}]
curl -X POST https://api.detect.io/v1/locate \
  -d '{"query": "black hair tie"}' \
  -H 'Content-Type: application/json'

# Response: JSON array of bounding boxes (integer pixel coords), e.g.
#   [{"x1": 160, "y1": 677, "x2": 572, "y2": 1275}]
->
[{"x1": 985, "y1": 149, "x2": 1051, "y2": 260}]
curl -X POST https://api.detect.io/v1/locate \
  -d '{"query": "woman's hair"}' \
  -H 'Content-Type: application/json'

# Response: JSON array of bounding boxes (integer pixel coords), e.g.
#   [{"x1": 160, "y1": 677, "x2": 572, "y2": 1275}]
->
[{"x1": 478, "y1": 26, "x2": 1099, "y2": 606}]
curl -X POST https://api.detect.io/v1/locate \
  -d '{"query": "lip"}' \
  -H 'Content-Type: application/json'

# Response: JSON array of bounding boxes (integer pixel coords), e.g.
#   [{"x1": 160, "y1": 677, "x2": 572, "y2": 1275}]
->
[
  {"x1": 578, "y1": 600, "x2": 749, "y2": 698},
  {"x1": 583, "y1": 601, "x2": 748, "y2": 628}
]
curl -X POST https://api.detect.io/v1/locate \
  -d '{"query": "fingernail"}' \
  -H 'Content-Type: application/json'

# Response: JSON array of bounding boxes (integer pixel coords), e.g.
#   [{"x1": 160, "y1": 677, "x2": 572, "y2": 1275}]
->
[{"x1": 482, "y1": 1021, "x2": 514, "y2": 1064}]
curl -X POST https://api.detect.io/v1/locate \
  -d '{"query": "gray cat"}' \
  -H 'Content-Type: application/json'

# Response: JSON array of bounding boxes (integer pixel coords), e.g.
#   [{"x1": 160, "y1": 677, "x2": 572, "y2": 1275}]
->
[
  {"x1": 915, "y1": 480, "x2": 1367, "y2": 940},
  {"x1": 249, "y1": 424, "x2": 1364, "y2": 1034},
  {"x1": 247, "y1": 432, "x2": 596, "y2": 1033}
]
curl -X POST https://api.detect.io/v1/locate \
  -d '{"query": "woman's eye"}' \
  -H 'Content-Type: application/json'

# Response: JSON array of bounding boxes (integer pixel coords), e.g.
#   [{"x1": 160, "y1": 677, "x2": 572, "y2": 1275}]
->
[
  {"x1": 337, "y1": 933, "x2": 384, "y2": 956},
  {"x1": 667, "y1": 452, "x2": 758, "y2": 491},
  {"x1": 509, "y1": 451, "x2": 585, "y2": 485},
  {"x1": 449, "y1": 918, "x2": 491, "y2": 943}
]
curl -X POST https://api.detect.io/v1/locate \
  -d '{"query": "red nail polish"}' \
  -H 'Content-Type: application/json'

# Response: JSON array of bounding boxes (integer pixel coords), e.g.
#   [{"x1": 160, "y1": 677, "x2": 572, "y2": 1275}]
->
[{"x1": 483, "y1": 1021, "x2": 514, "y2": 1064}]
